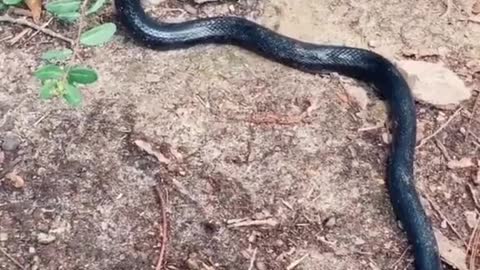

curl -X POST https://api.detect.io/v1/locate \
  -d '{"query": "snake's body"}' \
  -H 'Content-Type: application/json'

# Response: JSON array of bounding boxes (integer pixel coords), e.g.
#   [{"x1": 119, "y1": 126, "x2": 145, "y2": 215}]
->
[{"x1": 114, "y1": 1, "x2": 442, "y2": 269}]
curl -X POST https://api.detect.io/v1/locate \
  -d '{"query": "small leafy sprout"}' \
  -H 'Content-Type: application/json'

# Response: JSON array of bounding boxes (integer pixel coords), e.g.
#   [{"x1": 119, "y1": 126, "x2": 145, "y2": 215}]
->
[
  {"x1": 30, "y1": 0, "x2": 117, "y2": 108},
  {"x1": 34, "y1": 64, "x2": 99, "y2": 107}
]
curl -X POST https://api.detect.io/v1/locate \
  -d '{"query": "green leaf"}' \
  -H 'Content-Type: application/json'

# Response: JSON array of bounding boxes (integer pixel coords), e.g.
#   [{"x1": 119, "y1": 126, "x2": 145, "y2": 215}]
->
[
  {"x1": 2, "y1": 0, "x2": 23, "y2": 5},
  {"x1": 55, "y1": 12, "x2": 81, "y2": 22},
  {"x1": 63, "y1": 83, "x2": 82, "y2": 107},
  {"x1": 41, "y1": 49, "x2": 73, "y2": 62},
  {"x1": 39, "y1": 80, "x2": 58, "y2": 100},
  {"x1": 34, "y1": 65, "x2": 64, "y2": 81},
  {"x1": 80, "y1": 23, "x2": 116, "y2": 46},
  {"x1": 46, "y1": 0, "x2": 81, "y2": 14},
  {"x1": 67, "y1": 67, "x2": 98, "y2": 84},
  {"x1": 86, "y1": 0, "x2": 107, "y2": 15}
]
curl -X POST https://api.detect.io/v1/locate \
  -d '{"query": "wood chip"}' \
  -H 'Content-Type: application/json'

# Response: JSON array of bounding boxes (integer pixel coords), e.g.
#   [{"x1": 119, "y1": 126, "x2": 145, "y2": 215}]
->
[
  {"x1": 434, "y1": 228, "x2": 467, "y2": 270},
  {"x1": 447, "y1": 157, "x2": 474, "y2": 169}
]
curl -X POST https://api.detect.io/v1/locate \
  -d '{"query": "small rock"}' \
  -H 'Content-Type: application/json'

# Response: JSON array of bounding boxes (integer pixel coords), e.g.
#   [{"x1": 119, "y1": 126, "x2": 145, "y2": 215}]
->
[
  {"x1": 324, "y1": 216, "x2": 336, "y2": 228},
  {"x1": 343, "y1": 84, "x2": 369, "y2": 110},
  {"x1": 0, "y1": 151, "x2": 4, "y2": 164},
  {"x1": 441, "y1": 219, "x2": 448, "y2": 229},
  {"x1": 248, "y1": 233, "x2": 256, "y2": 243},
  {"x1": 447, "y1": 157, "x2": 474, "y2": 169},
  {"x1": 274, "y1": 239, "x2": 284, "y2": 247},
  {"x1": 0, "y1": 232, "x2": 8, "y2": 241},
  {"x1": 29, "y1": 246, "x2": 36, "y2": 254},
  {"x1": 354, "y1": 237, "x2": 366, "y2": 245},
  {"x1": 396, "y1": 60, "x2": 471, "y2": 107},
  {"x1": 142, "y1": 0, "x2": 165, "y2": 6},
  {"x1": 255, "y1": 261, "x2": 267, "y2": 270},
  {"x1": 2, "y1": 132, "x2": 21, "y2": 151},
  {"x1": 382, "y1": 132, "x2": 392, "y2": 144},
  {"x1": 464, "y1": 211, "x2": 478, "y2": 229},
  {"x1": 473, "y1": 0, "x2": 480, "y2": 14},
  {"x1": 368, "y1": 40, "x2": 378, "y2": 48},
  {"x1": 6, "y1": 171, "x2": 25, "y2": 188},
  {"x1": 37, "y1": 232, "x2": 56, "y2": 244}
]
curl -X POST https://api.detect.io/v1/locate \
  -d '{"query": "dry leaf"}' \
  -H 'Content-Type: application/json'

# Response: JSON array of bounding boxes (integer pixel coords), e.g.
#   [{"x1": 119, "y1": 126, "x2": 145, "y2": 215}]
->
[
  {"x1": 134, "y1": 139, "x2": 170, "y2": 164},
  {"x1": 24, "y1": 0, "x2": 42, "y2": 23},
  {"x1": 447, "y1": 157, "x2": 474, "y2": 169},
  {"x1": 6, "y1": 171, "x2": 25, "y2": 188},
  {"x1": 434, "y1": 228, "x2": 467, "y2": 270}
]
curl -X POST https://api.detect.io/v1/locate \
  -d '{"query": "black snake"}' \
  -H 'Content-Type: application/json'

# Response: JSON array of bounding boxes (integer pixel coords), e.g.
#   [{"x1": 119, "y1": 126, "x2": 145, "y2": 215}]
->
[{"x1": 114, "y1": 0, "x2": 442, "y2": 269}]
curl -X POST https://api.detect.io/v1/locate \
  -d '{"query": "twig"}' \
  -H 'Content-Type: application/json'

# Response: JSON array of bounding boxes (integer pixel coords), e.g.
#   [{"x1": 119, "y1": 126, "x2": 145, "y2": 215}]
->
[
  {"x1": 286, "y1": 253, "x2": 309, "y2": 270},
  {"x1": 433, "y1": 138, "x2": 451, "y2": 161},
  {"x1": 426, "y1": 195, "x2": 467, "y2": 247},
  {"x1": 416, "y1": 107, "x2": 463, "y2": 149},
  {"x1": 0, "y1": 15, "x2": 74, "y2": 45},
  {"x1": 467, "y1": 184, "x2": 480, "y2": 211},
  {"x1": 465, "y1": 92, "x2": 480, "y2": 142},
  {"x1": 391, "y1": 247, "x2": 409, "y2": 270},
  {"x1": 0, "y1": 248, "x2": 26, "y2": 270},
  {"x1": 24, "y1": 17, "x2": 54, "y2": 44},
  {"x1": 468, "y1": 218, "x2": 480, "y2": 270},
  {"x1": 227, "y1": 218, "x2": 279, "y2": 228},
  {"x1": 247, "y1": 248, "x2": 257, "y2": 270},
  {"x1": 155, "y1": 185, "x2": 168, "y2": 270},
  {"x1": 66, "y1": 0, "x2": 90, "y2": 68}
]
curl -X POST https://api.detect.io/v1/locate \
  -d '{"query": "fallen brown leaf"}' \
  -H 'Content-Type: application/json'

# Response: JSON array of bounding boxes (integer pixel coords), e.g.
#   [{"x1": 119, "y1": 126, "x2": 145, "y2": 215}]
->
[
  {"x1": 24, "y1": 0, "x2": 42, "y2": 23},
  {"x1": 134, "y1": 139, "x2": 170, "y2": 164},
  {"x1": 434, "y1": 228, "x2": 467, "y2": 270}
]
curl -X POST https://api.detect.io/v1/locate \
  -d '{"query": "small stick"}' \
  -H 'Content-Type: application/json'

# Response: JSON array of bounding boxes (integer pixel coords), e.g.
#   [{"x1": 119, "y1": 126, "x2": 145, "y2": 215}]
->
[
  {"x1": 416, "y1": 107, "x2": 462, "y2": 149},
  {"x1": 391, "y1": 247, "x2": 409, "y2": 269},
  {"x1": 286, "y1": 253, "x2": 309, "y2": 270},
  {"x1": 0, "y1": 248, "x2": 26, "y2": 270},
  {"x1": 227, "y1": 218, "x2": 279, "y2": 228},
  {"x1": 247, "y1": 248, "x2": 257, "y2": 270},
  {"x1": 155, "y1": 185, "x2": 168, "y2": 270},
  {"x1": 433, "y1": 138, "x2": 451, "y2": 161},
  {"x1": 426, "y1": 196, "x2": 467, "y2": 247},
  {"x1": 465, "y1": 92, "x2": 480, "y2": 142},
  {"x1": 467, "y1": 184, "x2": 480, "y2": 211},
  {"x1": 0, "y1": 15, "x2": 74, "y2": 45}
]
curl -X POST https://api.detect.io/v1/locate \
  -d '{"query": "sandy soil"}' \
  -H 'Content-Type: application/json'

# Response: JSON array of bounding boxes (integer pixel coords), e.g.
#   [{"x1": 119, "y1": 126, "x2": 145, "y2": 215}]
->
[{"x1": 1, "y1": 0, "x2": 480, "y2": 269}]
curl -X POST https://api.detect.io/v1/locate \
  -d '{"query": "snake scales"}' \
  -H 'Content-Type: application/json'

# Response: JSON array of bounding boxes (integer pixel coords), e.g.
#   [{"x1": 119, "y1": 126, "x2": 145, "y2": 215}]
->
[{"x1": 114, "y1": 1, "x2": 442, "y2": 269}]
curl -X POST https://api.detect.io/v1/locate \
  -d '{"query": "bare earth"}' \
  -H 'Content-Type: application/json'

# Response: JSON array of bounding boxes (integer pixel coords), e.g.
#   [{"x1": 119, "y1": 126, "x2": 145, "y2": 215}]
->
[{"x1": 1, "y1": 0, "x2": 480, "y2": 269}]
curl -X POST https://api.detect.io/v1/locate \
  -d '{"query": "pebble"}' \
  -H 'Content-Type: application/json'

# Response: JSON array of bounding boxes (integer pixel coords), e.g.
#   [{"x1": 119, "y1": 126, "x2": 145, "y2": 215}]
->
[
  {"x1": 396, "y1": 60, "x2": 472, "y2": 107},
  {"x1": 354, "y1": 237, "x2": 366, "y2": 245},
  {"x1": 0, "y1": 232, "x2": 8, "y2": 242},
  {"x1": 2, "y1": 132, "x2": 21, "y2": 151},
  {"x1": 324, "y1": 216, "x2": 336, "y2": 228},
  {"x1": 255, "y1": 261, "x2": 267, "y2": 270},
  {"x1": 37, "y1": 232, "x2": 56, "y2": 244}
]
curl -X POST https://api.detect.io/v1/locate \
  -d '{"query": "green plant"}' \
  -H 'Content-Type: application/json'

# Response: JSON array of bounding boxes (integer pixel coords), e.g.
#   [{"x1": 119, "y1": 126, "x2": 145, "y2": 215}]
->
[{"x1": 26, "y1": 0, "x2": 116, "y2": 107}]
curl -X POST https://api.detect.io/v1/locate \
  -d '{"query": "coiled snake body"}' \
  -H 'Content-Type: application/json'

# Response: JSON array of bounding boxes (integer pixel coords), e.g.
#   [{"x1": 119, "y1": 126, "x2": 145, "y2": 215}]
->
[{"x1": 114, "y1": 1, "x2": 442, "y2": 269}]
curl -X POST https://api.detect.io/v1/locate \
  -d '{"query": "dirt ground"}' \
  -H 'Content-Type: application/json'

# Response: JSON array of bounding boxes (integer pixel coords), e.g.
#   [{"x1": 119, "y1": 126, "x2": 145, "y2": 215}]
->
[{"x1": 1, "y1": 0, "x2": 480, "y2": 269}]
